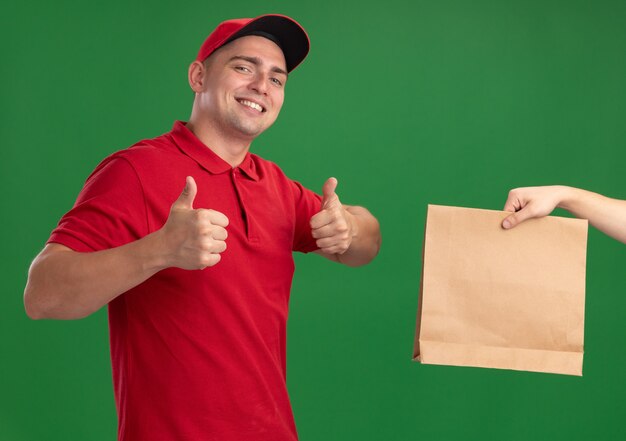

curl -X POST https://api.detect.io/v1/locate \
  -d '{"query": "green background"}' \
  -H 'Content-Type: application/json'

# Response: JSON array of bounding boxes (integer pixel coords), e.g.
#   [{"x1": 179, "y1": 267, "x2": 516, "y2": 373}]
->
[{"x1": 2, "y1": 0, "x2": 625, "y2": 440}]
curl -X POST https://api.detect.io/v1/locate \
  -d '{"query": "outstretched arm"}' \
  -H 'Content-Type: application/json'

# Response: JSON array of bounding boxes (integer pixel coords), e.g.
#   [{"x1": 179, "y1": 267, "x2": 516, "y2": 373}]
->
[
  {"x1": 311, "y1": 177, "x2": 381, "y2": 267},
  {"x1": 502, "y1": 185, "x2": 626, "y2": 244},
  {"x1": 24, "y1": 177, "x2": 229, "y2": 320}
]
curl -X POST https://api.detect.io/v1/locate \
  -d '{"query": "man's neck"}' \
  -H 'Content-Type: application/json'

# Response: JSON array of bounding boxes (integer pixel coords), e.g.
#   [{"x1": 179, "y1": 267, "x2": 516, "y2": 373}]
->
[{"x1": 185, "y1": 120, "x2": 252, "y2": 168}]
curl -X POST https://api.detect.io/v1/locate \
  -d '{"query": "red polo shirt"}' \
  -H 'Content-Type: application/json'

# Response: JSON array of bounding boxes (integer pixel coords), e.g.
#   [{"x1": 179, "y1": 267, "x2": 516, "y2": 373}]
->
[{"x1": 48, "y1": 121, "x2": 322, "y2": 441}]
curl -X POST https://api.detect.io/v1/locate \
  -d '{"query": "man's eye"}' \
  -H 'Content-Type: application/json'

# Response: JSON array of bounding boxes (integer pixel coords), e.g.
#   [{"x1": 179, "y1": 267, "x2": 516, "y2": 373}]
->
[
  {"x1": 271, "y1": 78, "x2": 283, "y2": 86},
  {"x1": 235, "y1": 66, "x2": 251, "y2": 73}
]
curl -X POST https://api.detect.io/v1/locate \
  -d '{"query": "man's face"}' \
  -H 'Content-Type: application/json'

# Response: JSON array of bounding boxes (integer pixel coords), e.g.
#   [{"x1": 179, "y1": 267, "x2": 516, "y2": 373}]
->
[{"x1": 196, "y1": 35, "x2": 288, "y2": 140}]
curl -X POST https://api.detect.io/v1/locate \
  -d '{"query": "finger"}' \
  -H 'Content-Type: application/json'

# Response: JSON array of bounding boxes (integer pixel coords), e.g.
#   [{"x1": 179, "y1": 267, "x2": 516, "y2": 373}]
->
[
  {"x1": 200, "y1": 237, "x2": 227, "y2": 253},
  {"x1": 316, "y1": 236, "x2": 343, "y2": 249},
  {"x1": 318, "y1": 239, "x2": 350, "y2": 254},
  {"x1": 211, "y1": 240, "x2": 227, "y2": 254},
  {"x1": 310, "y1": 210, "x2": 334, "y2": 230},
  {"x1": 206, "y1": 209, "x2": 229, "y2": 228},
  {"x1": 321, "y1": 177, "x2": 339, "y2": 208},
  {"x1": 320, "y1": 244, "x2": 349, "y2": 255},
  {"x1": 173, "y1": 176, "x2": 197, "y2": 210},
  {"x1": 311, "y1": 223, "x2": 335, "y2": 239},
  {"x1": 502, "y1": 208, "x2": 533, "y2": 229},
  {"x1": 210, "y1": 226, "x2": 228, "y2": 241},
  {"x1": 503, "y1": 192, "x2": 523, "y2": 213},
  {"x1": 199, "y1": 253, "x2": 221, "y2": 269}
]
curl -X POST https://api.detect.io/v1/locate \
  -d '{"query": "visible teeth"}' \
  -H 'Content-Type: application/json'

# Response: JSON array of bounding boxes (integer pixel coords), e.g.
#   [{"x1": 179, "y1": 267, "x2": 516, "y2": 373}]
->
[{"x1": 239, "y1": 99, "x2": 263, "y2": 112}]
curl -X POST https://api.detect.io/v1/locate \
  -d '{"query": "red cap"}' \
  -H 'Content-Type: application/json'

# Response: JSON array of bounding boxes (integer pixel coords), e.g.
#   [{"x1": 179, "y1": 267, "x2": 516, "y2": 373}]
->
[{"x1": 195, "y1": 14, "x2": 310, "y2": 72}]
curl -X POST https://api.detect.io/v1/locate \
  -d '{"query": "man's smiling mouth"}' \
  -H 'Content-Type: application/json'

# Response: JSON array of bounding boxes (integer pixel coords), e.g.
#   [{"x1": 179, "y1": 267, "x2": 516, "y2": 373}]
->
[{"x1": 237, "y1": 99, "x2": 265, "y2": 113}]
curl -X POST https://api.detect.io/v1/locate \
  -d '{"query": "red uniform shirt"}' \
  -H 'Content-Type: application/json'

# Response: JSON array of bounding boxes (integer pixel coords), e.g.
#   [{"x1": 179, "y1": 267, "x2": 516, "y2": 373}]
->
[{"x1": 48, "y1": 121, "x2": 322, "y2": 441}]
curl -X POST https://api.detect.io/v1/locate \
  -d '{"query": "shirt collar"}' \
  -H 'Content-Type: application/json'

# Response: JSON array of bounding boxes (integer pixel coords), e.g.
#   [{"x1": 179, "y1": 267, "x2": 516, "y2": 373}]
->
[{"x1": 169, "y1": 121, "x2": 259, "y2": 181}]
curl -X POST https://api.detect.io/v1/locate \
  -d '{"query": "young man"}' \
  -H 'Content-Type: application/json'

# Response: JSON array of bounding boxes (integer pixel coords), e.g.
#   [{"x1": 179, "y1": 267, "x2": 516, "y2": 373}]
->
[
  {"x1": 502, "y1": 185, "x2": 626, "y2": 243},
  {"x1": 24, "y1": 15, "x2": 381, "y2": 441}
]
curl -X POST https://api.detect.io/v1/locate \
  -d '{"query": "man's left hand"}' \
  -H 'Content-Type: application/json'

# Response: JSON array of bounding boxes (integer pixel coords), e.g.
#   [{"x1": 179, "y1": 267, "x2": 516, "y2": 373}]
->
[{"x1": 310, "y1": 177, "x2": 356, "y2": 255}]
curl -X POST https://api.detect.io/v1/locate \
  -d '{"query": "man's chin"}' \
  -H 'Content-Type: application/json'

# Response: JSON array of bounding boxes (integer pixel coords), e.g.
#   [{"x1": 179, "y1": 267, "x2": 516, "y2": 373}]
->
[{"x1": 232, "y1": 122, "x2": 272, "y2": 139}]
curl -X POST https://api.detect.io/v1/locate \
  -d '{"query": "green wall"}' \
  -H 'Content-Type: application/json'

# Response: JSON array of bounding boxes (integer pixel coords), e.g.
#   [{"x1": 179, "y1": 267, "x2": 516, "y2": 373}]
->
[{"x1": 2, "y1": 0, "x2": 625, "y2": 439}]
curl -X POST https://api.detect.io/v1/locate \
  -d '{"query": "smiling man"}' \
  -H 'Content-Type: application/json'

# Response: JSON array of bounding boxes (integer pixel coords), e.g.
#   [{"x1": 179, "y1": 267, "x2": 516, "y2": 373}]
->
[{"x1": 24, "y1": 14, "x2": 380, "y2": 441}]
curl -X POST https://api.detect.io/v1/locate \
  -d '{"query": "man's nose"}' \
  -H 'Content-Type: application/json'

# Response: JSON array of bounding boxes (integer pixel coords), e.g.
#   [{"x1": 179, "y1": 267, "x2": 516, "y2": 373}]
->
[{"x1": 249, "y1": 73, "x2": 269, "y2": 95}]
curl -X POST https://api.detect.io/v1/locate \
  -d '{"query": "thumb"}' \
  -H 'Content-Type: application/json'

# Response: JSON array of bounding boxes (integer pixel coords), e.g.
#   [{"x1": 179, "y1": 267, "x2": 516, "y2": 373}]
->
[
  {"x1": 321, "y1": 177, "x2": 338, "y2": 208},
  {"x1": 502, "y1": 208, "x2": 531, "y2": 229},
  {"x1": 173, "y1": 176, "x2": 197, "y2": 210}
]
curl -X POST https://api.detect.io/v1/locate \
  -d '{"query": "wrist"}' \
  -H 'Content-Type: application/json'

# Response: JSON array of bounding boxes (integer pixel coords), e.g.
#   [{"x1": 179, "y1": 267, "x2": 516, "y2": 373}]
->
[
  {"x1": 557, "y1": 186, "x2": 581, "y2": 211},
  {"x1": 140, "y1": 229, "x2": 172, "y2": 273}
]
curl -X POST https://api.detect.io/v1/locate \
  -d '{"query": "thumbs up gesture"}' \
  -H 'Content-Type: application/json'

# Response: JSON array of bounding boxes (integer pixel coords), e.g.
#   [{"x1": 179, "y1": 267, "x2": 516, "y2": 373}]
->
[
  {"x1": 310, "y1": 177, "x2": 355, "y2": 255},
  {"x1": 160, "y1": 176, "x2": 229, "y2": 269}
]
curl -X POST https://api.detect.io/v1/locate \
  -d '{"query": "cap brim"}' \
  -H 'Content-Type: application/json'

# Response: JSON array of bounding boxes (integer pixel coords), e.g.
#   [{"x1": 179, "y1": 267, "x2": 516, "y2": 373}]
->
[{"x1": 226, "y1": 14, "x2": 310, "y2": 72}]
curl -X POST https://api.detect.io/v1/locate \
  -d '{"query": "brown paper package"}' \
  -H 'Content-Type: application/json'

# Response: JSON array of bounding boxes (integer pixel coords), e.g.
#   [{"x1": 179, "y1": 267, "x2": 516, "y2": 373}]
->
[{"x1": 413, "y1": 205, "x2": 588, "y2": 376}]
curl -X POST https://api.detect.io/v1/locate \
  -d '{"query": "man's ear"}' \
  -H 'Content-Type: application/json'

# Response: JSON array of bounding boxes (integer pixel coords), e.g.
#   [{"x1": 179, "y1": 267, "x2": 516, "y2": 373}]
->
[{"x1": 188, "y1": 61, "x2": 206, "y2": 93}]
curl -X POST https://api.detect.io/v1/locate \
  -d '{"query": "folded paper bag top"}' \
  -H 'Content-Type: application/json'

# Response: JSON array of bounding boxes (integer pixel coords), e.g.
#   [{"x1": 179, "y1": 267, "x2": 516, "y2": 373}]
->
[{"x1": 413, "y1": 204, "x2": 588, "y2": 376}]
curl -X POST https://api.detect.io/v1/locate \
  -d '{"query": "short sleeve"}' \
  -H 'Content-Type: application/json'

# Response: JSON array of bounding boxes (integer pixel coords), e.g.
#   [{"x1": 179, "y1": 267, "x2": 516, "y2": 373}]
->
[
  {"x1": 48, "y1": 156, "x2": 148, "y2": 252},
  {"x1": 290, "y1": 180, "x2": 322, "y2": 253}
]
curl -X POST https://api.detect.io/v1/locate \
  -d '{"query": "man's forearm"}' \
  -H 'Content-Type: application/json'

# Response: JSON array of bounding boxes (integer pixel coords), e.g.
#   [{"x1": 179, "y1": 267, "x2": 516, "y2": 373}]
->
[
  {"x1": 25, "y1": 177, "x2": 230, "y2": 320},
  {"x1": 24, "y1": 232, "x2": 168, "y2": 320}
]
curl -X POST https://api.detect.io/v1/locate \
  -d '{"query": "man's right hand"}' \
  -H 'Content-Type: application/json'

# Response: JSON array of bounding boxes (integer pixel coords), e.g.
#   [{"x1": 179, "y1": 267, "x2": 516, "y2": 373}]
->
[
  {"x1": 160, "y1": 176, "x2": 229, "y2": 270},
  {"x1": 24, "y1": 175, "x2": 230, "y2": 320}
]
